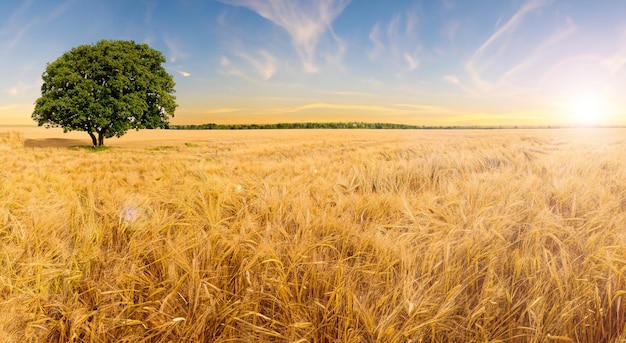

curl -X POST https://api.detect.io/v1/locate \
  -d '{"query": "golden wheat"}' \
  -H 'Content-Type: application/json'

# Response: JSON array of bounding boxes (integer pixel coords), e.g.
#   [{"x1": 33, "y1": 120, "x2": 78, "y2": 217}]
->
[{"x1": 1, "y1": 127, "x2": 625, "y2": 342}]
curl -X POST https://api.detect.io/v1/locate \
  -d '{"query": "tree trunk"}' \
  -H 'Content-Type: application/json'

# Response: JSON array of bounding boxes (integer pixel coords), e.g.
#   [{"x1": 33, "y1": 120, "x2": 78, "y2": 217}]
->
[
  {"x1": 98, "y1": 131, "x2": 105, "y2": 146},
  {"x1": 88, "y1": 132, "x2": 97, "y2": 147}
]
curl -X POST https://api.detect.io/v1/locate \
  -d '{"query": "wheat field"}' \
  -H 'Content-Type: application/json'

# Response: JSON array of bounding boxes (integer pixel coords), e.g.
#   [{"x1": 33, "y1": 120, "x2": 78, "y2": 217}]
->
[{"x1": 1, "y1": 127, "x2": 626, "y2": 342}]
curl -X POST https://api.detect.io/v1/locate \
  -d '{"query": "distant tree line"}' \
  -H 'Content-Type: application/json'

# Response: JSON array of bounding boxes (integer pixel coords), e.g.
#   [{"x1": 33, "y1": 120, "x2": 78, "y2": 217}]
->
[
  {"x1": 164, "y1": 122, "x2": 623, "y2": 130},
  {"x1": 170, "y1": 122, "x2": 441, "y2": 130}
]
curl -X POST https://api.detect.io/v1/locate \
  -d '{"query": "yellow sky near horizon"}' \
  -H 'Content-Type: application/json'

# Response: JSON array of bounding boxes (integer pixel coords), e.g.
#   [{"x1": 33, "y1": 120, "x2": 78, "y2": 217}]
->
[{"x1": 3, "y1": 101, "x2": 625, "y2": 127}]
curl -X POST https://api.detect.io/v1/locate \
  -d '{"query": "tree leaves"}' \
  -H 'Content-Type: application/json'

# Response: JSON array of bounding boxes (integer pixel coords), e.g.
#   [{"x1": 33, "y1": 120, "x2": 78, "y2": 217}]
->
[{"x1": 32, "y1": 40, "x2": 177, "y2": 145}]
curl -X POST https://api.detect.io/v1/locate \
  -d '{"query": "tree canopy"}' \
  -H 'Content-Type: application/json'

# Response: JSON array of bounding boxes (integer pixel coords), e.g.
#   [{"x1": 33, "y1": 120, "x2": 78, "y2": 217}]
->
[{"x1": 32, "y1": 39, "x2": 177, "y2": 146}]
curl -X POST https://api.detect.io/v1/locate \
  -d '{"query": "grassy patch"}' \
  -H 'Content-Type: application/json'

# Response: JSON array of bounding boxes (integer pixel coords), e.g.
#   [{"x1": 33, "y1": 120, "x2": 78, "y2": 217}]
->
[
  {"x1": 148, "y1": 145, "x2": 176, "y2": 151},
  {"x1": 70, "y1": 145, "x2": 112, "y2": 152}
]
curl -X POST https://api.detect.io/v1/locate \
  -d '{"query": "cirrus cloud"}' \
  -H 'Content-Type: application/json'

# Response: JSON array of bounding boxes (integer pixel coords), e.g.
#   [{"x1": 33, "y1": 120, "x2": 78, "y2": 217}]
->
[{"x1": 219, "y1": 0, "x2": 350, "y2": 73}]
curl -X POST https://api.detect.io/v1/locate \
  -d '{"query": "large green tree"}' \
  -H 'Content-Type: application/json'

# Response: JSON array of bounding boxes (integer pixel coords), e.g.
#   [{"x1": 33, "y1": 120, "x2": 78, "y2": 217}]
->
[{"x1": 32, "y1": 40, "x2": 177, "y2": 146}]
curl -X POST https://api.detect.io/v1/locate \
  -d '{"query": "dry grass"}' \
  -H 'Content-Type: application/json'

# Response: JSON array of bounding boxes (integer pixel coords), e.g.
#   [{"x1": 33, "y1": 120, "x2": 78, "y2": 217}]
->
[{"x1": 1, "y1": 127, "x2": 626, "y2": 342}]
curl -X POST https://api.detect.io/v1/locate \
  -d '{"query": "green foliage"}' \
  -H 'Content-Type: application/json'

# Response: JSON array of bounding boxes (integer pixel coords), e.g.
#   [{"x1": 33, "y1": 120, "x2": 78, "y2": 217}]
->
[{"x1": 32, "y1": 39, "x2": 177, "y2": 146}]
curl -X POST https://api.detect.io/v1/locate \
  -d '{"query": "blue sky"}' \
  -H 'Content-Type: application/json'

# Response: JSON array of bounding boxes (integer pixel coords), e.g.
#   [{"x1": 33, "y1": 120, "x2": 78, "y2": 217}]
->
[{"x1": 2, "y1": 0, "x2": 626, "y2": 126}]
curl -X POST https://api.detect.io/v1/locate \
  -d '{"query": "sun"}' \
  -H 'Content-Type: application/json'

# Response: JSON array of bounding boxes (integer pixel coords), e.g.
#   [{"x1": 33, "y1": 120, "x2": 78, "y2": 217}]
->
[{"x1": 569, "y1": 94, "x2": 606, "y2": 126}]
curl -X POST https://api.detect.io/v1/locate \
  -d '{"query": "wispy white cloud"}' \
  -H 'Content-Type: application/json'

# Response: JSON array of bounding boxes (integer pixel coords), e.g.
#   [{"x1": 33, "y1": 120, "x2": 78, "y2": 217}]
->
[
  {"x1": 177, "y1": 71, "x2": 191, "y2": 77},
  {"x1": 0, "y1": 1, "x2": 33, "y2": 34},
  {"x1": 396, "y1": 103, "x2": 460, "y2": 115},
  {"x1": 163, "y1": 36, "x2": 189, "y2": 63},
  {"x1": 404, "y1": 53, "x2": 419, "y2": 71},
  {"x1": 602, "y1": 26, "x2": 626, "y2": 74},
  {"x1": 443, "y1": 75, "x2": 478, "y2": 96},
  {"x1": 221, "y1": 62, "x2": 282, "y2": 85},
  {"x1": 0, "y1": 1, "x2": 36, "y2": 49},
  {"x1": 386, "y1": 14, "x2": 402, "y2": 40},
  {"x1": 323, "y1": 28, "x2": 347, "y2": 71},
  {"x1": 218, "y1": 0, "x2": 350, "y2": 73},
  {"x1": 319, "y1": 89, "x2": 376, "y2": 97},
  {"x1": 368, "y1": 23, "x2": 384, "y2": 61},
  {"x1": 234, "y1": 49, "x2": 277, "y2": 80},
  {"x1": 602, "y1": 55, "x2": 626, "y2": 75},
  {"x1": 46, "y1": 0, "x2": 74, "y2": 23},
  {"x1": 443, "y1": 75, "x2": 460, "y2": 85},
  {"x1": 368, "y1": 10, "x2": 421, "y2": 76},
  {"x1": 6, "y1": 79, "x2": 40, "y2": 96},
  {"x1": 359, "y1": 78, "x2": 383, "y2": 88},
  {"x1": 5, "y1": 23, "x2": 35, "y2": 49},
  {"x1": 501, "y1": 16, "x2": 576, "y2": 81},
  {"x1": 441, "y1": 19, "x2": 459, "y2": 41},
  {"x1": 267, "y1": 102, "x2": 469, "y2": 119},
  {"x1": 142, "y1": 35, "x2": 155, "y2": 46},
  {"x1": 465, "y1": 0, "x2": 553, "y2": 91},
  {"x1": 441, "y1": 0, "x2": 455, "y2": 10},
  {"x1": 202, "y1": 108, "x2": 242, "y2": 114},
  {"x1": 220, "y1": 56, "x2": 231, "y2": 67},
  {"x1": 141, "y1": 0, "x2": 157, "y2": 24},
  {"x1": 7, "y1": 87, "x2": 20, "y2": 96},
  {"x1": 433, "y1": 47, "x2": 447, "y2": 56},
  {"x1": 474, "y1": 0, "x2": 550, "y2": 61},
  {"x1": 0, "y1": 0, "x2": 75, "y2": 50},
  {"x1": 281, "y1": 102, "x2": 410, "y2": 114},
  {"x1": 222, "y1": 67, "x2": 256, "y2": 83}
]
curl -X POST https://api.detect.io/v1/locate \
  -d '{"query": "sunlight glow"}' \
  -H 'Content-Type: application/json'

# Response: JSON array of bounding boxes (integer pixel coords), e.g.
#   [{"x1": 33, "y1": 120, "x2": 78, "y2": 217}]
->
[{"x1": 569, "y1": 94, "x2": 606, "y2": 126}]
